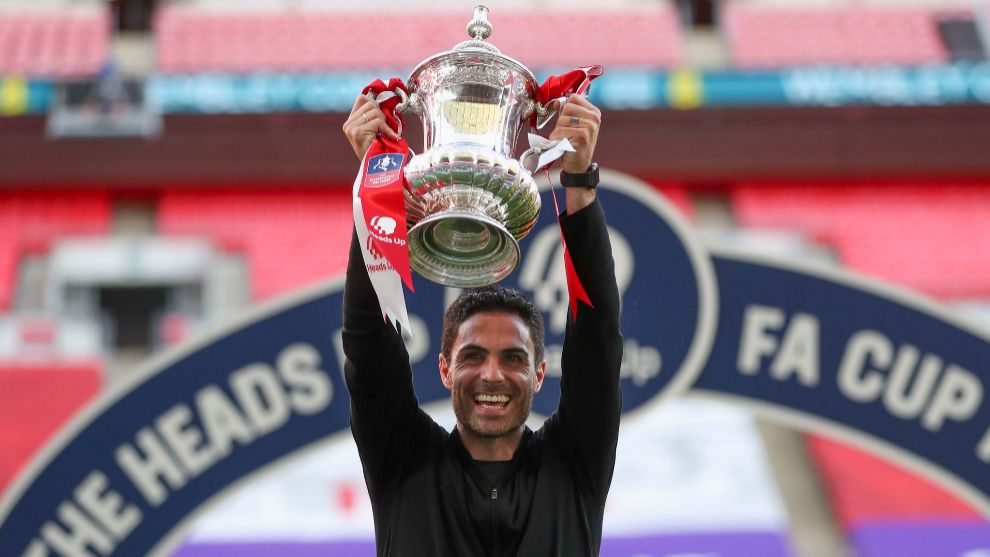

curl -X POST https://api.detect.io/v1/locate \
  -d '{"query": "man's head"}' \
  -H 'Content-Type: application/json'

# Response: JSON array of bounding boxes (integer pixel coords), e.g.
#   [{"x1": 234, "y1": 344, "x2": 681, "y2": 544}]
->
[
  {"x1": 439, "y1": 286, "x2": 547, "y2": 440},
  {"x1": 441, "y1": 286, "x2": 545, "y2": 365}
]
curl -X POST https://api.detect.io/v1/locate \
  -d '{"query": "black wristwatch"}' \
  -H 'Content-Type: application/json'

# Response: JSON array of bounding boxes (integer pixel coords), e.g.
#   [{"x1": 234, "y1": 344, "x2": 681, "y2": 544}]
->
[{"x1": 560, "y1": 162, "x2": 599, "y2": 189}]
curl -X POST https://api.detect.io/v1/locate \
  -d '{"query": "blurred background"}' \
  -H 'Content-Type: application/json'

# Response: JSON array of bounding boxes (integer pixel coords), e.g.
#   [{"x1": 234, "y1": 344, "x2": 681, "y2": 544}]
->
[{"x1": 2, "y1": 0, "x2": 990, "y2": 555}]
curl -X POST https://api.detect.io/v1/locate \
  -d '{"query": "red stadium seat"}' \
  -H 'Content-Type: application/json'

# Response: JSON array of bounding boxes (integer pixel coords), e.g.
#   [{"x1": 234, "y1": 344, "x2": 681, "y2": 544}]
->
[
  {"x1": 732, "y1": 182, "x2": 990, "y2": 300},
  {"x1": 0, "y1": 6, "x2": 110, "y2": 78},
  {"x1": 724, "y1": 3, "x2": 951, "y2": 68},
  {"x1": 158, "y1": 188, "x2": 354, "y2": 301},
  {"x1": 806, "y1": 434, "x2": 979, "y2": 526},
  {"x1": 154, "y1": 5, "x2": 682, "y2": 74},
  {"x1": 0, "y1": 362, "x2": 103, "y2": 493},
  {"x1": 0, "y1": 191, "x2": 110, "y2": 311}
]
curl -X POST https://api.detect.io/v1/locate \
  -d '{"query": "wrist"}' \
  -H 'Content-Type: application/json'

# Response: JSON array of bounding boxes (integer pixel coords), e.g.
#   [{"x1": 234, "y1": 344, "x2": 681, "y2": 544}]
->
[{"x1": 560, "y1": 162, "x2": 599, "y2": 189}]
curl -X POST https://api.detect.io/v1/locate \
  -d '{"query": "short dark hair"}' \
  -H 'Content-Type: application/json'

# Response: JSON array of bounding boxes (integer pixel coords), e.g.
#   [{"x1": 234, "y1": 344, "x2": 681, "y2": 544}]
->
[{"x1": 441, "y1": 285, "x2": 545, "y2": 365}]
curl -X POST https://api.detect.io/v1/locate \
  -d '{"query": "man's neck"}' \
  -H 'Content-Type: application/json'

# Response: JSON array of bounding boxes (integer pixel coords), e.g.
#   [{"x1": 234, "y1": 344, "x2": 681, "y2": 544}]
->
[{"x1": 457, "y1": 423, "x2": 524, "y2": 461}]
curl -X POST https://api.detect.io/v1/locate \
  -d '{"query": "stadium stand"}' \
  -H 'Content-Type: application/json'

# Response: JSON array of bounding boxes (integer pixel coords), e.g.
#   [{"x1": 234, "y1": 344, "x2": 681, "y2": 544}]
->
[
  {"x1": 731, "y1": 182, "x2": 990, "y2": 300},
  {"x1": 722, "y1": 1, "x2": 959, "y2": 67},
  {"x1": 807, "y1": 435, "x2": 978, "y2": 526},
  {"x1": 0, "y1": 191, "x2": 111, "y2": 311},
  {"x1": 154, "y1": 1, "x2": 682, "y2": 73},
  {"x1": 157, "y1": 188, "x2": 353, "y2": 301},
  {"x1": 0, "y1": 363, "x2": 102, "y2": 493},
  {"x1": 0, "y1": 1, "x2": 111, "y2": 78},
  {"x1": 654, "y1": 185, "x2": 695, "y2": 220}
]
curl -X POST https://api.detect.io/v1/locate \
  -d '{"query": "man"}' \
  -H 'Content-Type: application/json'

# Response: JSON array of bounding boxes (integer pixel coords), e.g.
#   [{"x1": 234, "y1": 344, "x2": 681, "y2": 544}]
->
[{"x1": 342, "y1": 92, "x2": 623, "y2": 556}]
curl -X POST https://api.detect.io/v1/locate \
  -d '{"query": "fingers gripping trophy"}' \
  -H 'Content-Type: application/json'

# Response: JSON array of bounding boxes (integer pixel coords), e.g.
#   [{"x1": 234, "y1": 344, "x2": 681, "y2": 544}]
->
[{"x1": 346, "y1": 5, "x2": 602, "y2": 328}]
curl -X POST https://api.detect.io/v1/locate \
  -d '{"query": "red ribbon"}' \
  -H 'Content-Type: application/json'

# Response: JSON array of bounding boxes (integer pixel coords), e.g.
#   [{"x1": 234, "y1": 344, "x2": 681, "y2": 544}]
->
[
  {"x1": 357, "y1": 78, "x2": 414, "y2": 291},
  {"x1": 529, "y1": 65, "x2": 604, "y2": 128},
  {"x1": 535, "y1": 65, "x2": 604, "y2": 319},
  {"x1": 551, "y1": 186, "x2": 594, "y2": 320}
]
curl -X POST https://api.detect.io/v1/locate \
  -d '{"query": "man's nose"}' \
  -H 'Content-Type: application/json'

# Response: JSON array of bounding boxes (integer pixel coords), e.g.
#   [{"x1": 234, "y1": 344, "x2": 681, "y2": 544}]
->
[{"x1": 479, "y1": 357, "x2": 504, "y2": 382}]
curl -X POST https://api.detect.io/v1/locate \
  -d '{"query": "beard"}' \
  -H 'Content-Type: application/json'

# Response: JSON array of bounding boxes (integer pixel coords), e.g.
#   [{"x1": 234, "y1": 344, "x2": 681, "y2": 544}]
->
[{"x1": 452, "y1": 381, "x2": 535, "y2": 439}]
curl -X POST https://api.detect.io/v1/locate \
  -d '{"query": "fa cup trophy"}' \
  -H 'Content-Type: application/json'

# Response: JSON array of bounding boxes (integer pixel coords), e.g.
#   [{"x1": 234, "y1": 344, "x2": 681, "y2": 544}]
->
[{"x1": 395, "y1": 6, "x2": 566, "y2": 287}]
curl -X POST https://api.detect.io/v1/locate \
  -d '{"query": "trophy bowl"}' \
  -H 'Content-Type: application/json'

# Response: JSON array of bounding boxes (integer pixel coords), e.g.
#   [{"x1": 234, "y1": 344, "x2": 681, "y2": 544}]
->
[{"x1": 399, "y1": 6, "x2": 553, "y2": 287}]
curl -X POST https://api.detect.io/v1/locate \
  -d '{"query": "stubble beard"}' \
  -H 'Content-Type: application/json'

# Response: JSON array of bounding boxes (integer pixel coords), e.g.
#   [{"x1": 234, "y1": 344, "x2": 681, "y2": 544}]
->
[{"x1": 453, "y1": 382, "x2": 534, "y2": 439}]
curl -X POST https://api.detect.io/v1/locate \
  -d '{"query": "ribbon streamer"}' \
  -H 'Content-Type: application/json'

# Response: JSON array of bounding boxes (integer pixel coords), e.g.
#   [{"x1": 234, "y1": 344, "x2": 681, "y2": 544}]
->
[
  {"x1": 533, "y1": 65, "x2": 604, "y2": 319},
  {"x1": 352, "y1": 78, "x2": 413, "y2": 333}
]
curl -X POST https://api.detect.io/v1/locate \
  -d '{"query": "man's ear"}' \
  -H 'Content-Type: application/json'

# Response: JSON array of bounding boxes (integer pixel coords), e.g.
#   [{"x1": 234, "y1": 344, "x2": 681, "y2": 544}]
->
[
  {"x1": 439, "y1": 354, "x2": 454, "y2": 390},
  {"x1": 533, "y1": 360, "x2": 547, "y2": 394}
]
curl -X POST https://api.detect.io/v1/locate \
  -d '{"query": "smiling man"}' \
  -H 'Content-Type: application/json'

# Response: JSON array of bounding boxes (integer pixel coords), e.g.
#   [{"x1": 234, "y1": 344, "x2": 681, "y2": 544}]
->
[{"x1": 341, "y1": 92, "x2": 623, "y2": 556}]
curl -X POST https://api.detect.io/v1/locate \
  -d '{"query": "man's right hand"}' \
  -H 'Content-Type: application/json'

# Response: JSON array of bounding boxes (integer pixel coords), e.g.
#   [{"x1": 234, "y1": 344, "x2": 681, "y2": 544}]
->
[{"x1": 343, "y1": 93, "x2": 401, "y2": 160}]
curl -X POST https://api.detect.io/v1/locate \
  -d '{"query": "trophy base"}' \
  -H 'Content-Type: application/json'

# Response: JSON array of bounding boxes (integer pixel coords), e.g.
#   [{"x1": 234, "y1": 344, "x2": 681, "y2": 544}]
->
[{"x1": 407, "y1": 210, "x2": 520, "y2": 287}]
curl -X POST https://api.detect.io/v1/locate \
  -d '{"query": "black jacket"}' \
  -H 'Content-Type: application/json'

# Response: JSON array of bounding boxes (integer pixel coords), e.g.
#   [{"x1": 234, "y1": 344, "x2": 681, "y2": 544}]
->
[{"x1": 342, "y1": 199, "x2": 623, "y2": 556}]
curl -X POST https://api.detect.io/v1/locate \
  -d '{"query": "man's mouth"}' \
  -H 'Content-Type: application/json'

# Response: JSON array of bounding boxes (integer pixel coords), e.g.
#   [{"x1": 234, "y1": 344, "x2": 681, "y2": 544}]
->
[{"x1": 474, "y1": 393, "x2": 510, "y2": 410}]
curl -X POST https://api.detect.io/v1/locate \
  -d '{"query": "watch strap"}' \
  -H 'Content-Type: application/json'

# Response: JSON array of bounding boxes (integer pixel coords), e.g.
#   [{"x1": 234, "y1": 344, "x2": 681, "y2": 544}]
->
[{"x1": 560, "y1": 162, "x2": 599, "y2": 189}]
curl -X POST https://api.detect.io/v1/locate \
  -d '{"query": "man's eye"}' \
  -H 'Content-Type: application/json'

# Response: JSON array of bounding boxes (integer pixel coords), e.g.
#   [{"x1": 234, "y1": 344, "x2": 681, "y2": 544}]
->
[
  {"x1": 463, "y1": 352, "x2": 484, "y2": 361},
  {"x1": 504, "y1": 353, "x2": 524, "y2": 364}
]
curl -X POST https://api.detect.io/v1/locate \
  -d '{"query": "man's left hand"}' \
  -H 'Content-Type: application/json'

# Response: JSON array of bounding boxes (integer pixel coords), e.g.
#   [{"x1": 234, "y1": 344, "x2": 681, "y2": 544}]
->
[{"x1": 548, "y1": 94, "x2": 602, "y2": 174}]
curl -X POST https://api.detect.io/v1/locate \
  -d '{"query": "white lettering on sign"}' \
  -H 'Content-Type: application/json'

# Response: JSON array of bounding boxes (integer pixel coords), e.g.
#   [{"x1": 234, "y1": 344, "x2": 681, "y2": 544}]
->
[
  {"x1": 115, "y1": 428, "x2": 187, "y2": 507},
  {"x1": 737, "y1": 305, "x2": 988, "y2": 446},
  {"x1": 544, "y1": 338, "x2": 660, "y2": 386},
  {"x1": 23, "y1": 471, "x2": 141, "y2": 557},
  {"x1": 737, "y1": 305, "x2": 820, "y2": 387},
  {"x1": 41, "y1": 501, "x2": 113, "y2": 557},
  {"x1": 72, "y1": 472, "x2": 142, "y2": 542},
  {"x1": 838, "y1": 330, "x2": 983, "y2": 432},
  {"x1": 231, "y1": 363, "x2": 293, "y2": 436},
  {"x1": 116, "y1": 342, "x2": 332, "y2": 508}
]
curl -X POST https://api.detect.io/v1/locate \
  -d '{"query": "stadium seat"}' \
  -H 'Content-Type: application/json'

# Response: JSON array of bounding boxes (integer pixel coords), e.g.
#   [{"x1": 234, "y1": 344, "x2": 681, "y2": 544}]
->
[
  {"x1": 0, "y1": 362, "x2": 103, "y2": 493},
  {"x1": 731, "y1": 182, "x2": 990, "y2": 300},
  {"x1": 154, "y1": 4, "x2": 682, "y2": 73},
  {"x1": 0, "y1": 4, "x2": 110, "y2": 78},
  {"x1": 0, "y1": 191, "x2": 110, "y2": 311},
  {"x1": 806, "y1": 435, "x2": 978, "y2": 526},
  {"x1": 723, "y1": 2, "x2": 952, "y2": 68},
  {"x1": 158, "y1": 189, "x2": 354, "y2": 300}
]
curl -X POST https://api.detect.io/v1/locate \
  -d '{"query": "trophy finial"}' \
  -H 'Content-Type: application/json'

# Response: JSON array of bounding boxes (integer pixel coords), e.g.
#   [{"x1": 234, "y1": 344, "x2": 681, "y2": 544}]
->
[{"x1": 467, "y1": 5, "x2": 493, "y2": 41}]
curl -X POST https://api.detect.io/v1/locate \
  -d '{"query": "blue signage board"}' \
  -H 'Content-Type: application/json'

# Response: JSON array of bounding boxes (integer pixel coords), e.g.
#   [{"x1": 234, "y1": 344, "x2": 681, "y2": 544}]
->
[
  {"x1": 2, "y1": 170, "x2": 989, "y2": 557},
  {"x1": 145, "y1": 64, "x2": 990, "y2": 113},
  {"x1": 7, "y1": 64, "x2": 990, "y2": 117}
]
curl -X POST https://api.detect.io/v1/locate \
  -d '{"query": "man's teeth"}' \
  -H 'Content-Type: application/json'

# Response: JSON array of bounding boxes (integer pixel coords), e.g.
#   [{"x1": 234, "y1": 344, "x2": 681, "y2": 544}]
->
[{"x1": 475, "y1": 394, "x2": 510, "y2": 404}]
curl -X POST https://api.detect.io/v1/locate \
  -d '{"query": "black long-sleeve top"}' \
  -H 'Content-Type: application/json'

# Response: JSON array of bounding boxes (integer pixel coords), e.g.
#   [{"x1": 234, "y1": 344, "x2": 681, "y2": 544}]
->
[{"x1": 342, "y1": 198, "x2": 623, "y2": 556}]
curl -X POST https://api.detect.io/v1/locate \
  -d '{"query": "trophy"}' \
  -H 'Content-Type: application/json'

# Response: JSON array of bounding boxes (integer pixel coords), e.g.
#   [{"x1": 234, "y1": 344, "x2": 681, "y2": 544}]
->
[{"x1": 395, "y1": 6, "x2": 561, "y2": 288}]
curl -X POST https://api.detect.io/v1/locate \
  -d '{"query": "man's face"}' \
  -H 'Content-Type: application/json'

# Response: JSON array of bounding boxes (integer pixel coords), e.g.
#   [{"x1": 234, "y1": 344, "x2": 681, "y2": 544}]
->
[{"x1": 440, "y1": 311, "x2": 546, "y2": 440}]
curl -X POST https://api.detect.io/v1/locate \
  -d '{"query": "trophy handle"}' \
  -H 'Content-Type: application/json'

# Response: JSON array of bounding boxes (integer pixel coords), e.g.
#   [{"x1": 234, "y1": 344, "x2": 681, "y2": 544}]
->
[
  {"x1": 395, "y1": 88, "x2": 419, "y2": 114},
  {"x1": 394, "y1": 88, "x2": 410, "y2": 112},
  {"x1": 534, "y1": 97, "x2": 562, "y2": 130},
  {"x1": 519, "y1": 137, "x2": 564, "y2": 173}
]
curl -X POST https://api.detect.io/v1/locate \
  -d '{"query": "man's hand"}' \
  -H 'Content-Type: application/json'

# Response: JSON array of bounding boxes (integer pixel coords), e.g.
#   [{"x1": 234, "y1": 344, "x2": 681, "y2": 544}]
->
[
  {"x1": 548, "y1": 94, "x2": 601, "y2": 174},
  {"x1": 343, "y1": 93, "x2": 401, "y2": 160},
  {"x1": 548, "y1": 94, "x2": 602, "y2": 214}
]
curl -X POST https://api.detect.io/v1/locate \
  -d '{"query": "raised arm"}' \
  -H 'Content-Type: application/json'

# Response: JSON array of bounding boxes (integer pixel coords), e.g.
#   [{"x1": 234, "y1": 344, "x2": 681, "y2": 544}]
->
[
  {"x1": 547, "y1": 95, "x2": 623, "y2": 504},
  {"x1": 341, "y1": 95, "x2": 435, "y2": 502}
]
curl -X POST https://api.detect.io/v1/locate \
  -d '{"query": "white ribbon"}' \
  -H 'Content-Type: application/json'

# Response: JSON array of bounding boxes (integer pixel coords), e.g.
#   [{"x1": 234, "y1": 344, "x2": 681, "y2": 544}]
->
[
  {"x1": 521, "y1": 134, "x2": 575, "y2": 174},
  {"x1": 352, "y1": 155, "x2": 412, "y2": 335}
]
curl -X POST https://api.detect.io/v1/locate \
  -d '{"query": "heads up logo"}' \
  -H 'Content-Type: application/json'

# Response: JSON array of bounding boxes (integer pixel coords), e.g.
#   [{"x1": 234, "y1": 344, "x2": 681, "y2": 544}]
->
[{"x1": 370, "y1": 215, "x2": 397, "y2": 236}]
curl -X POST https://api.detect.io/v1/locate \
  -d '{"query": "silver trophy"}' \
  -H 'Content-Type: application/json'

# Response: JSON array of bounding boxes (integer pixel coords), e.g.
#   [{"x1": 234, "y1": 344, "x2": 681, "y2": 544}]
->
[{"x1": 396, "y1": 5, "x2": 561, "y2": 287}]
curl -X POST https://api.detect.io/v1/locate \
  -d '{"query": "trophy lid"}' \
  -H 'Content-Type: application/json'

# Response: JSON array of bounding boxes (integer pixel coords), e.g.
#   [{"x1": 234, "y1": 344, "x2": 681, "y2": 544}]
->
[
  {"x1": 407, "y1": 5, "x2": 537, "y2": 88},
  {"x1": 453, "y1": 5, "x2": 501, "y2": 54}
]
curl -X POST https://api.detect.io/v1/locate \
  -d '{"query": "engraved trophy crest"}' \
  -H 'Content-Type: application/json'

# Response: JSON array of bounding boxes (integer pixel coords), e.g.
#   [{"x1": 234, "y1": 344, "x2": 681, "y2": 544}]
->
[{"x1": 396, "y1": 5, "x2": 560, "y2": 287}]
